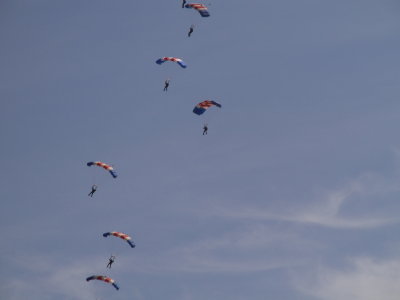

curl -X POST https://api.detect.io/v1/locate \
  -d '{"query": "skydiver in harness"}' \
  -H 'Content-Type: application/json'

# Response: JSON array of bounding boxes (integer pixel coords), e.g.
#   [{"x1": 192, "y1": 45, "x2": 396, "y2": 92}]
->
[
  {"x1": 182, "y1": 0, "x2": 187, "y2": 8},
  {"x1": 107, "y1": 255, "x2": 116, "y2": 268},
  {"x1": 164, "y1": 79, "x2": 170, "y2": 91},
  {"x1": 188, "y1": 25, "x2": 194, "y2": 37},
  {"x1": 203, "y1": 124, "x2": 208, "y2": 135},
  {"x1": 88, "y1": 184, "x2": 97, "y2": 197}
]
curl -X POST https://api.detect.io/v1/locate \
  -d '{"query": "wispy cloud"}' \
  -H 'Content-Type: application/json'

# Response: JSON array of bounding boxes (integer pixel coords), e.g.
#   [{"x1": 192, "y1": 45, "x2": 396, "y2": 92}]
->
[
  {"x1": 294, "y1": 257, "x2": 400, "y2": 300},
  {"x1": 212, "y1": 173, "x2": 400, "y2": 229},
  {"x1": 0, "y1": 255, "x2": 103, "y2": 300},
  {"x1": 120, "y1": 226, "x2": 317, "y2": 274}
]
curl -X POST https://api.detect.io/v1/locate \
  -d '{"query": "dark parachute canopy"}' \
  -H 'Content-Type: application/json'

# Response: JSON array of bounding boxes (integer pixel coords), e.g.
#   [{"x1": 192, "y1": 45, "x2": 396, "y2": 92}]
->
[
  {"x1": 103, "y1": 231, "x2": 136, "y2": 248},
  {"x1": 156, "y1": 57, "x2": 187, "y2": 69},
  {"x1": 185, "y1": 3, "x2": 210, "y2": 17},
  {"x1": 86, "y1": 275, "x2": 119, "y2": 290},
  {"x1": 87, "y1": 161, "x2": 117, "y2": 178},
  {"x1": 193, "y1": 100, "x2": 222, "y2": 115}
]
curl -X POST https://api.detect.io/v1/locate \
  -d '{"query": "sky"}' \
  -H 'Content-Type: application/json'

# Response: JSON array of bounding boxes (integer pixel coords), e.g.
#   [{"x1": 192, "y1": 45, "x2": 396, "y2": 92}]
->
[{"x1": 1, "y1": 0, "x2": 400, "y2": 299}]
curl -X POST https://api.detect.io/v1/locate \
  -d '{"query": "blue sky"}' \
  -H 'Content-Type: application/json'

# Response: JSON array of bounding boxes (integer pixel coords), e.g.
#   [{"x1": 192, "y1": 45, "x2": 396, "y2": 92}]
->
[{"x1": 1, "y1": 1, "x2": 400, "y2": 299}]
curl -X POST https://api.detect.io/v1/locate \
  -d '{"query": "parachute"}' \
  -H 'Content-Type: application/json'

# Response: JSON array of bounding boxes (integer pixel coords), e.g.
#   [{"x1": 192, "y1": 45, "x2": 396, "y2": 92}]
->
[
  {"x1": 87, "y1": 161, "x2": 117, "y2": 178},
  {"x1": 193, "y1": 100, "x2": 222, "y2": 115},
  {"x1": 103, "y1": 231, "x2": 136, "y2": 248},
  {"x1": 86, "y1": 275, "x2": 119, "y2": 290},
  {"x1": 156, "y1": 57, "x2": 187, "y2": 69},
  {"x1": 185, "y1": 3, "x2": 210, "y2": 17}
]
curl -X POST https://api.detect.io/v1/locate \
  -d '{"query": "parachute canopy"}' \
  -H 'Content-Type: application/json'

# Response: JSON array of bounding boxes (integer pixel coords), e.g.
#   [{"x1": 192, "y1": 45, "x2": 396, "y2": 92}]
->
[
  {"x1": 87, "y1": 161, "x2": 117, "y2": 178},
  {"x1": 103, "y1": 231, "x2": 136, "y2": 248},
  {"x1": 193, "y1": 100, "x2": 222, "y2": 115},
  {"x1": 156, "y1": 57, "x2": 187, "y2": 69},
  {"x1": 185, "y1": 3, "x2": 210, "y2": 17},
  {"x1": 86, "y1": 275, "x2": 119, "y2": 290}
]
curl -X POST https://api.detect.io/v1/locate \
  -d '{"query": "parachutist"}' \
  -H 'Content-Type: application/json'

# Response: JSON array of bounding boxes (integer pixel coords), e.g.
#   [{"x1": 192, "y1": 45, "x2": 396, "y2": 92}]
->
[
  {"x1": 88, "y1": 185, "x2": 97, "y2": 197},
  {"x1": 107, "y1": 255, "x2": 116, "y2": 268},
  {"x1": 188, "y1": 25, "x2": 194, "y2": 37},
  {"x1": 203, "y1": 124, "x2": 208, "y2": 135},
  {"x1": 164, "y1": 79, "x2": 170, "y2": 91},
  {"x1": 182, "y1": 0, "x2": 187, "y2": 8}
]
